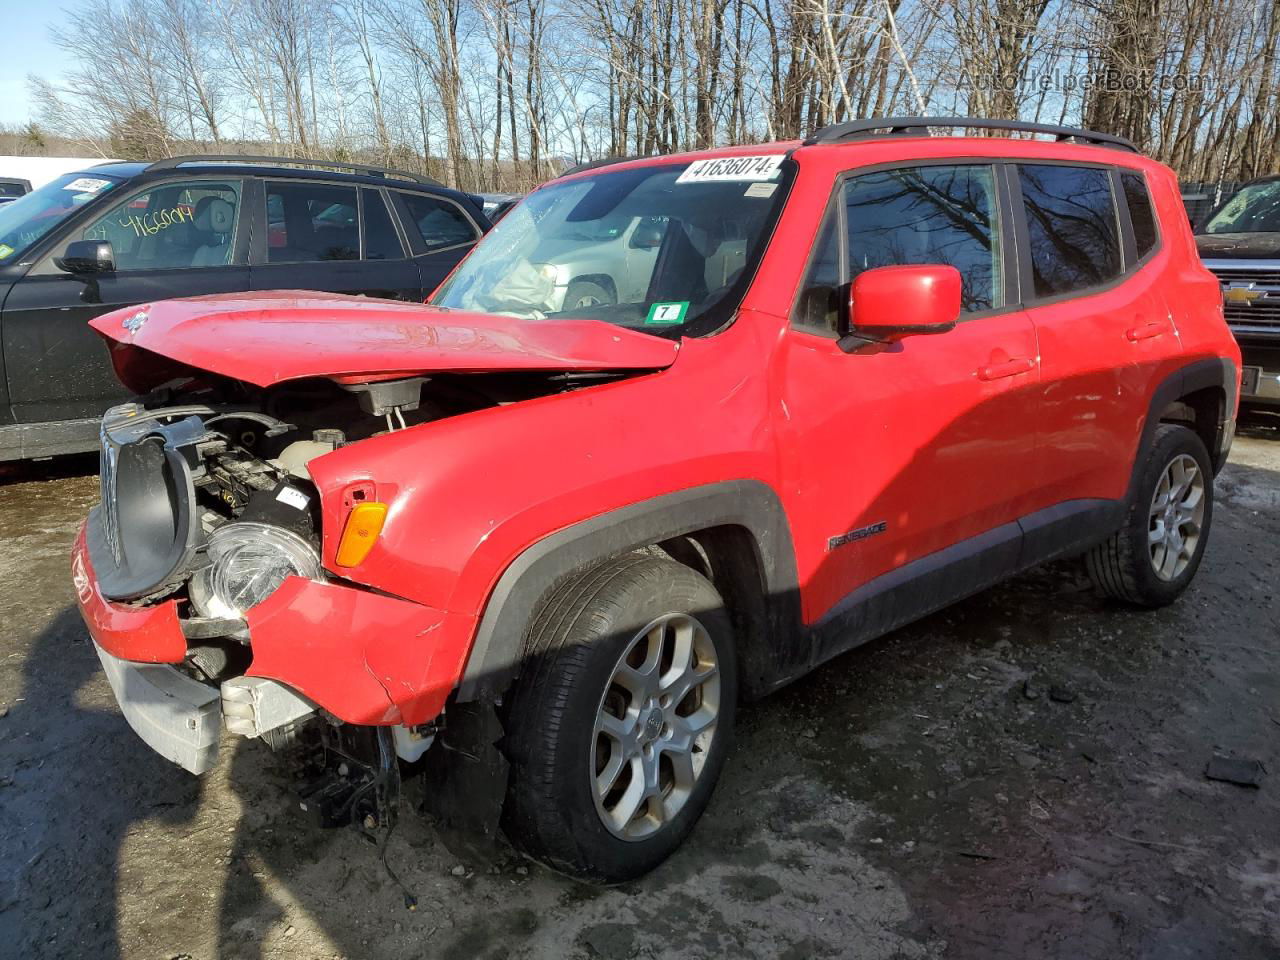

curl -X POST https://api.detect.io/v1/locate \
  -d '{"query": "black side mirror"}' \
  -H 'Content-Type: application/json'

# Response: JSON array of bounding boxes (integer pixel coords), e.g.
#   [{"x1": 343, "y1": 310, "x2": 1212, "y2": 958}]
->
[{"x1": 56, "y1": 240, "x2": 115, "y2": 275}]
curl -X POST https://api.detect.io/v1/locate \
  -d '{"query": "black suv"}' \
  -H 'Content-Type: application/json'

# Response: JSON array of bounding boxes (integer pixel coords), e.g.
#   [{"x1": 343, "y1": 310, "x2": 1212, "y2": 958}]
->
[
  {"x1": 1195, "y1": 176, "x2": 1280, "y2": 409},
  {"x1": 0, "y1": 156, "x2": 490, "y2": 460}
]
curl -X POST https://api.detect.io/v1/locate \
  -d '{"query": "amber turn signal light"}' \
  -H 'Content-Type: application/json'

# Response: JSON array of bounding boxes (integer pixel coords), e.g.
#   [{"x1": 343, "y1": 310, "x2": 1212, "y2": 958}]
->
[{"x1": 335, "y1": 501, "x2": 388, "y2": 567}]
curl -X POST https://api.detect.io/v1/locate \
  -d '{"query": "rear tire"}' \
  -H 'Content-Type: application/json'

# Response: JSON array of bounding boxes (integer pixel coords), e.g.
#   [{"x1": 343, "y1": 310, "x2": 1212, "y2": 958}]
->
[
  {"x1": 1085, "y1": 424, "x2": 1213, "y2": 607},
  {"x1": 501, "y1": 554, "x2": 737, "y2": 883}
]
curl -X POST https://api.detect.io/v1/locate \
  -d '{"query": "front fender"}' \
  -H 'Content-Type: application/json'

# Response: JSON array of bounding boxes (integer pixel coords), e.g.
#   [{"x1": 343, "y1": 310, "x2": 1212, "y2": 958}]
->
[{"x1": 455, "y1": 479, "x2": 800, "y2": 700}]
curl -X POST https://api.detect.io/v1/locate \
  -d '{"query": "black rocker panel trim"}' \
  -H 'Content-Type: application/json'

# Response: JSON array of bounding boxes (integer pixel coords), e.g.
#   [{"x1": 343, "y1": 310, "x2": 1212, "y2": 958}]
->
[{"x1": 807, "y1": 499, "x2": 1122, "y2": 673}]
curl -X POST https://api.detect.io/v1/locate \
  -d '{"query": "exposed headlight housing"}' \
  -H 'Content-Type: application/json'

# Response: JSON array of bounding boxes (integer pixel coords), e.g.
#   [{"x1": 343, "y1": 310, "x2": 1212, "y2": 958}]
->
[{"x1": 190, "y1": 522, "x2": 322, "y2": 621}]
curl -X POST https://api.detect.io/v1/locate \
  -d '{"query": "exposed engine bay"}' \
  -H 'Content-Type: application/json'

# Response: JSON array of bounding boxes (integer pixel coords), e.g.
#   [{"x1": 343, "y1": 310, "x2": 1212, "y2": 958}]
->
[{"x1": 83, "y1": 368, "x2": 608, "y2": 849}]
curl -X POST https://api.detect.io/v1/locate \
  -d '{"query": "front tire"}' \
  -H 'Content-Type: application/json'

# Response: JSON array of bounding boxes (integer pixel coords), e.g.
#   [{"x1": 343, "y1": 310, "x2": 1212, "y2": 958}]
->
[
  {"x1": 501, "y1": 554, "x2": 737, "y2": 883},
  {"x1": 562, "y1": 279, "x2": 614, "y2": 311},
  {"x1": 1086, "y1": 424, "x2": 1214, "y2": 607}
]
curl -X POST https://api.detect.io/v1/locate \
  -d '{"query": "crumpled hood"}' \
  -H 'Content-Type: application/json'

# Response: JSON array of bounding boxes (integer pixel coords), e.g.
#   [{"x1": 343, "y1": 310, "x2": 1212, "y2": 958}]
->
[{"x1": 90, "y1": 291, "x2": 679, "y2": 391}]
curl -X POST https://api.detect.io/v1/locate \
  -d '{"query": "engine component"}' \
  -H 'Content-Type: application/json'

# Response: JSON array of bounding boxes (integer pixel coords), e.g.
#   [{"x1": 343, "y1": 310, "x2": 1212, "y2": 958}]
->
[{"x1": 222, "y1": 675, "x2": 317, "y2": 737}]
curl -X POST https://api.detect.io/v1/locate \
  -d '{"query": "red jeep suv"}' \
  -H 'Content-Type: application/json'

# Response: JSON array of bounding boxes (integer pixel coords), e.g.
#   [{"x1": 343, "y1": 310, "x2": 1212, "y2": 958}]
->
[{"x1": 72, "y1": 118, "x2": 1239, "y2": 882}]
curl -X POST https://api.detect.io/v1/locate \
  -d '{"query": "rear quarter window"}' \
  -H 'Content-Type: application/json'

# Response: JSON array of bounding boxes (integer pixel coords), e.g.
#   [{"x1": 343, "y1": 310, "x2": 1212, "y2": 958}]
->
[
  {"x1": 1017, "y1": 164, "x2": 1122, "y2": 298},
  {"x1": 1121, "y1": 172, "x2": 1159, "y2": 259},
  {"x1": 399, "y1": 193, "x2": 478, "y2": 251}
]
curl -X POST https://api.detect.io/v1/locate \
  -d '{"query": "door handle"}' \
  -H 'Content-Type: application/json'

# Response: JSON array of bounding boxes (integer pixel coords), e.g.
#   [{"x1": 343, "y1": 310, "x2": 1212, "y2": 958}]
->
[
  {"x1": 978, "y1": 357, "x2": 1036, "y2": 381},
  {"x1": 1126, "y1": 321, "x2": 1171, "y2": 342}
]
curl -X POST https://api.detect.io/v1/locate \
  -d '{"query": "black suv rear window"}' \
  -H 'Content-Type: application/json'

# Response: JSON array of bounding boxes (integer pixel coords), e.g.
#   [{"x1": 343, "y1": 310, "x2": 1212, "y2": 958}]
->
[{"x1": 1018, "y1": 164, "x2": 1121, "y2": 298}]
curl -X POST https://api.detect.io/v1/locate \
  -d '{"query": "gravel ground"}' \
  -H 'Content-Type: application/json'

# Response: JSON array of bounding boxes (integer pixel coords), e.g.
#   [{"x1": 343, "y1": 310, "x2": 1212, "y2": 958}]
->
[{"x1": 1, "y1": 426, "x2": 1277, "y2": 960}]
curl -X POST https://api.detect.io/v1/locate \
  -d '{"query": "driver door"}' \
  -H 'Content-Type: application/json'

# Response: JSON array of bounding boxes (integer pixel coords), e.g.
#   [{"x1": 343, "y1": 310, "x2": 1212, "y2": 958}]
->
[
  {"x1": 1, "y1": 177, "x2": 248, "y2": 423},
  {"x1": 777, "y1": 162, "x2": 1042, "y2": 640}
]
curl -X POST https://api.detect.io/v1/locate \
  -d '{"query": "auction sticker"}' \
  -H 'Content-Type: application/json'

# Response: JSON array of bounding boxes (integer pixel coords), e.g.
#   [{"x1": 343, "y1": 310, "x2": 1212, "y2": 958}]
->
[
  {"x1": 676, "y1": 155, "x2": 784, "y2": 183},
  {"x1": 645, "y1": 301, "x2": 689, "y2": 325},
  {"x1": 63, "y1": 177, "x2": 112, "y2": 194}
]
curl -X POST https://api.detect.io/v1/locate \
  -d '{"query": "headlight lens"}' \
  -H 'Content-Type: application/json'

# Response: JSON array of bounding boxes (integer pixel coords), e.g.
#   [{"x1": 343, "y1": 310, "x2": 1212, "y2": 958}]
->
[{"x1": 190, "y1": 522, "x2": 322, "y2": 620}]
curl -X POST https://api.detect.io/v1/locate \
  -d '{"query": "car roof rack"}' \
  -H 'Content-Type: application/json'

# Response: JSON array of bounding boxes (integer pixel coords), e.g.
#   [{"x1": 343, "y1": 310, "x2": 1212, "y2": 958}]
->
[
  {"x1": 803, "y1": 116, "x2": 1138, "y2": 152},
  {"x1": 145, "y1": 154, "x2": 444, "y2": 186}
]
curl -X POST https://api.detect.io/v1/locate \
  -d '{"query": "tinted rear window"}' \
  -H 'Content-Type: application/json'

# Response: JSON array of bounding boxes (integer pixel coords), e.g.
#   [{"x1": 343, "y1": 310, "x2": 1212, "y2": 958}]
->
[
  {"x1": 399, "y1": 193, "x2": 477, "y2": 251},
  {"x1": 1122, "y1": 172, "x2": 1158, "y2": 259},
  {"x1": 1018, "y1": 164, "x2": 1121, "y2": 298}
]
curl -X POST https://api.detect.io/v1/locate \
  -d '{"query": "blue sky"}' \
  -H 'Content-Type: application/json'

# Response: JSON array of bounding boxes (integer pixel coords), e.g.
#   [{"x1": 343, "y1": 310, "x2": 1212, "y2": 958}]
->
[{"x1": 0, "y1": 2, "x2": 65, "y2": 127}]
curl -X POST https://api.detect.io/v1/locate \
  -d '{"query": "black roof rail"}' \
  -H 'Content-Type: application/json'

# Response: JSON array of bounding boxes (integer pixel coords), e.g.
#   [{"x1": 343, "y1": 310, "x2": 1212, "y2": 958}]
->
[
  {"x1": 803, "y1": 116, "x2": 1138, "y2": 152},
  {"x1": 556, "y1": 155, "x2": 645, "y2": 178},
  {"x1": 145, "y1": 154, "x2": 443, "y2": 186}
]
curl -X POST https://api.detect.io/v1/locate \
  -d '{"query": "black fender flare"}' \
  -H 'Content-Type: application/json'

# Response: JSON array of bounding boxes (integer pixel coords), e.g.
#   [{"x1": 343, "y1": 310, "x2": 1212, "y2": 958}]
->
[
  {"x1": 455, "y1": 479, "x2": 801, "y2": 701},
  {"x1": 1133, "y1": 357, "x2": 1237, "y2": 490}
]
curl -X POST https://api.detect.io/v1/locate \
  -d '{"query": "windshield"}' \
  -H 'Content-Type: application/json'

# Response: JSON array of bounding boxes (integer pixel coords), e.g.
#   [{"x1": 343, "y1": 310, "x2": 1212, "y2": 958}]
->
[
  {"x1": 1201, "y1": 181, "x2": 1280, "y2": 234},
  {"x1": 0, "y1": 173, "x2": 121, "y2": 263},
  {"x1": 430, "y1": 156, "x2": 791, "y2": 336}
]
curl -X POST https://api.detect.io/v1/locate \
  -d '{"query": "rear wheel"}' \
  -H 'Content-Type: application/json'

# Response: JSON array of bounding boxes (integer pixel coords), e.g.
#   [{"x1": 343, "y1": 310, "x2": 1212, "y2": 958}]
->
[
  {"x1": 1086, "y1": 424, "x2": 1213, "y2": 607},
  {"x1": 501, "y1": 554, "x2": 736, "y2": 882}
]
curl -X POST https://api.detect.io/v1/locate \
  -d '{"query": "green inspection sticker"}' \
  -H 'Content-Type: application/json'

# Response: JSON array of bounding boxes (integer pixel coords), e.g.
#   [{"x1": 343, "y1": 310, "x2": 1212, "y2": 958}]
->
[
  {"x1": 0, "y1": 244, "x2": 12, "y2": 260},
  {"x1": 645, "y1": 301, "x2": 689, "y2": 325}
]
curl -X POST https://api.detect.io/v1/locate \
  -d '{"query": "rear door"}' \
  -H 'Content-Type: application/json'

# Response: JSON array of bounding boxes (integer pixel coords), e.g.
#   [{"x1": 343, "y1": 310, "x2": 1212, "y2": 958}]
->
[
  {"x1": 389, "y1": 190, "x2": 483, "y2": 295},
  {"x1": 1, "y1": 176, "x2": 248, "y2": 423},
  {"x1": 780, "y1": 161, "x2": 1042, "y2": 632},
  {"x1": 1014, "y1": 162, "x2": 1175, "y2": 509},
  {"x1": 250, "y1": 180, "x2": 422, "y2": 300}
]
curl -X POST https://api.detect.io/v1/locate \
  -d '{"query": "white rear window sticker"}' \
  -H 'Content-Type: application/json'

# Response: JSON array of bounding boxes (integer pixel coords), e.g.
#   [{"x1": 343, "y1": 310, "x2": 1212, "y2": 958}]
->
[{"x1": 676, "y1": 155, "x2": 784, "y2": 184}]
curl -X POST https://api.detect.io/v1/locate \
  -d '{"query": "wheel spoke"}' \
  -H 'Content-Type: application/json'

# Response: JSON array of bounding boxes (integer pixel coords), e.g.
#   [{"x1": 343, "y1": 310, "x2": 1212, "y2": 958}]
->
[
  {"x1": 665, "y1": 746, "x2": 697, "y2": 791},
  {"x1": 607, "y1": 759, "x2": 648, "y2": 830},
  {"x1": 663, "y1": 661, "x2": 718, "y2": 707},
  {"x1": 1149, "y1": 520, "x2": 1166, "y2": 545},
  {"x1": 595, "y1": 740, "x2": 627, "y2": 796},
  {"x1": 597, "y1": 709, "x2": 635, "y2": 742}
]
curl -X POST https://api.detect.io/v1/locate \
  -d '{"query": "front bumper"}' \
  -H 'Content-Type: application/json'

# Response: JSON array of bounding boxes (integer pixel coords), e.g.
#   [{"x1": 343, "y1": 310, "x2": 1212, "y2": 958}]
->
[
  {"x1": 73, "y1": 523, "x2": 476, "y2": 736},
  {"x1": 1240, "y1": 361, "x2": 1280, "y2": 406},
  {"x1": 92, "y1": 638, "x2": 222, "y2": 774}
]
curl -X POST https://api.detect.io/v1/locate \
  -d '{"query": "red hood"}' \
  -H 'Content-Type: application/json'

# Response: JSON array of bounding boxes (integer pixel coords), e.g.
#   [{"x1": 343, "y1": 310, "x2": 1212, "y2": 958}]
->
[{"x1": 90, "y1": 291, "x2": 679, "y2": 391}]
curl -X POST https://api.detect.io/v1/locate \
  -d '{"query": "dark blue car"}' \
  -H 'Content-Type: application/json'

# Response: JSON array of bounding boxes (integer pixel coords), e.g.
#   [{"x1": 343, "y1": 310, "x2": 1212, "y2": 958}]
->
[{"x1": 0, "y1": 155, "x2": 490, "y2": 460}]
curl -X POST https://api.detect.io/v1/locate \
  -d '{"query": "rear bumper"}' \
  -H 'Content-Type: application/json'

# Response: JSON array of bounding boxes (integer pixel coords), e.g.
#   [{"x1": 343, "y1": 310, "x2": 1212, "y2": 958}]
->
[{"x1": 72, "y1": 523, "x2": 477, "y2": 730}]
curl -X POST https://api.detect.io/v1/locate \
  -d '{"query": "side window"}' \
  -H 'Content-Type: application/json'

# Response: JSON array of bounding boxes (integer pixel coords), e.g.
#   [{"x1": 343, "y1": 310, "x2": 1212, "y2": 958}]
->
[
  {"x1": 399, "y1": 193, "x2": 477, "y2": 251},
  {"x1": 266, "y1": 181, "x2": 358, "y2": 263},
  {"x1": 1121, "y1": 172, "x2": 1158, "y2": 260},
  {"x1": 843, "y1": 164, "x2": 1003, "y2": 313},
  {"x1": 77, "y1": 180, "x2": 242, "y2": 271},
  {"x1": 1018, "y1": 164, "x2": 1121, "y2": 298},
  {"x1": 362, "y1": 189, "x2": 404, "y2": 261}
]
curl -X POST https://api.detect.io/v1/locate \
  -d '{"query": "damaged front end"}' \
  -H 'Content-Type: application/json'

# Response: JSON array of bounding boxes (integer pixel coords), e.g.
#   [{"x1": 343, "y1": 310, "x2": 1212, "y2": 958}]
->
[{"x1": 74, "y1": 398, "x2": 442, "y2": 833}]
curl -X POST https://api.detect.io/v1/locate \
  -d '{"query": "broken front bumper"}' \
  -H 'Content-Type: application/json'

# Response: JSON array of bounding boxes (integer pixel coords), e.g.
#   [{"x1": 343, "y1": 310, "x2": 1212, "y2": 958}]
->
[
  {"x1": 72, "y1": 522, "x2": 476, "y2": 772},
  {"x1": 92, "y1": 639, "x2": 222, "y2": 774}
]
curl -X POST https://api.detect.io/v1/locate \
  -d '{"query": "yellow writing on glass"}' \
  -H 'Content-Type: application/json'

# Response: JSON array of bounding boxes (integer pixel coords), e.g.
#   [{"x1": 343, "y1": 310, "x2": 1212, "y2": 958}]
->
[{"x1": 119, "y1": 204, "x2": 195, "y2": 238}]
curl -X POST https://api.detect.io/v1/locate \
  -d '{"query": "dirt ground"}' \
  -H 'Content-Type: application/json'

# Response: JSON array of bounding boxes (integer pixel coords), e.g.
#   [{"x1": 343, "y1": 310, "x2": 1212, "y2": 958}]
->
[{"x1": 1, "y1": 425, "x2": 1278, "y2": 960}]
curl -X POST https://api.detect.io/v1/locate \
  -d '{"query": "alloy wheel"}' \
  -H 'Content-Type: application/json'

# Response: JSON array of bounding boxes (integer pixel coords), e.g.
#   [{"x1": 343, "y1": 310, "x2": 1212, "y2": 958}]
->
[
  {"x1": 590, "y1": 613, "x2": 721, "y2": 840},
  {"x1": 1148, "y1": 452, "x2": 1206, "y2": 581}
]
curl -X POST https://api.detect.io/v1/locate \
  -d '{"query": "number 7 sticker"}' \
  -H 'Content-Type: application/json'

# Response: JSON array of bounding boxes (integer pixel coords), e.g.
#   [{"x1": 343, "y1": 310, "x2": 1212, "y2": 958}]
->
[{"x1": 645, "y1": 301, "x2": 689, "y2": 325}]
